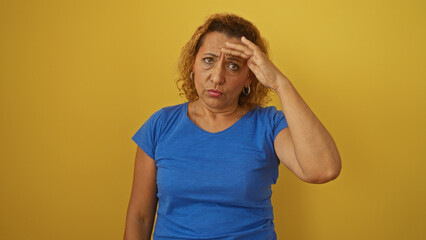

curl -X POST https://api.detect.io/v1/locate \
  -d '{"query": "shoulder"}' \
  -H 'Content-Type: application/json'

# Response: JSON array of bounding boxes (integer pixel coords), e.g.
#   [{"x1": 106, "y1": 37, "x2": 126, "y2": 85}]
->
[
  {"x1": 160, "y1": 102, "x2": 187, "y2": 116},
  {"x1": 143, "y1": 102, "x2": 187, "y2": 131},
  {"x1": 146, "y1": 102, "x2": 186, "y2": 119},
  {"x1": 250, "y1": 105, "x2": 285, "y2": 120},
  {"x1": 252, "y1": 105, "x2": 280, "y2": 113},
  {"x1": 248, "y1": 105, "x2": 288, "y2": 130},
  {"x1": 153, "y1": 102, "x2": 187, "y2": 123},
  {"x1": 133, "y1": 102, "x2": 187, "y2": 138},
  {"x1": 135, "y1": 102, "x2": 186, "y2": 129}
]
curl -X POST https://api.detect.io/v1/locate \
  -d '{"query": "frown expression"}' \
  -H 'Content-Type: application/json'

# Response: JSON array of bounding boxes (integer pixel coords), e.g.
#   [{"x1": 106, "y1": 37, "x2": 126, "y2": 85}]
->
[{"x1": 193, "y1": 31, "x2": 251, "y2": 109}]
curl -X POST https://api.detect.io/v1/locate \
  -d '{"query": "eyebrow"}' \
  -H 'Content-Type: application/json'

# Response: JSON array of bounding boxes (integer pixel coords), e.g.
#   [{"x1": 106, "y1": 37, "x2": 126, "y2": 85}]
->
[
  {"x1": 203, "y1": 53, "x2": 242, "y2": 63},
  {"x1": 227, "y1": 56, "x2": 242, "y2": 63},
  {"x1": 204, "y1": 53, "x2": 219, "y2": 58}
]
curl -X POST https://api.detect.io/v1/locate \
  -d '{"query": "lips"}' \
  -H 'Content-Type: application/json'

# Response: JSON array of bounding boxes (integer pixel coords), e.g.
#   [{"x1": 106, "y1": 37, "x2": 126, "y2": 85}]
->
[{"x1": 207, "y1": 89, "x2": 223, "y2": 98}]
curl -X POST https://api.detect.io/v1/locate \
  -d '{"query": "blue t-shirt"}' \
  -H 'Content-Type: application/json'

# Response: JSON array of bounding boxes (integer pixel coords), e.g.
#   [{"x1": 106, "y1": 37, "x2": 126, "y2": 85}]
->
[{"x1": 132, "y1": 102, "x2": 288, "y2": 240}]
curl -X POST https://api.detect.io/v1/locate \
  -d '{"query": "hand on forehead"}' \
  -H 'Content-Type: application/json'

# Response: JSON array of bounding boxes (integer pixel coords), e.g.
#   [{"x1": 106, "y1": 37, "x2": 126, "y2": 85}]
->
[
  {"x1": 221, "y1": 36, "x2": 258, "y2": 60},
  {"x1": 200, "y1": 32, "x2": 247, "y2": 62}
]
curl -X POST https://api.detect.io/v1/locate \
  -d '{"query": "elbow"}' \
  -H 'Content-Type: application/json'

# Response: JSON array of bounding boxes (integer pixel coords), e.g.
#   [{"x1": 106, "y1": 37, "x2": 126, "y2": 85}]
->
[
  {"x1": 303, "y1": 159, "x2": 342, "y2": 184},
  {"x1": 313, "y1": 168, "x2": 341, "y2": 184},
  {"x1": 303, "y1": 170, "x2": 340, "y2": 184}
]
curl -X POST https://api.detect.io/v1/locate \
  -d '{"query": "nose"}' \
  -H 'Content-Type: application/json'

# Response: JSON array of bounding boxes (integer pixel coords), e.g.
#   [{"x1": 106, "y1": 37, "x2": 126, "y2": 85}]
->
[{"x1": 210, "y1": 55, "x2": 225, "y2": 85}]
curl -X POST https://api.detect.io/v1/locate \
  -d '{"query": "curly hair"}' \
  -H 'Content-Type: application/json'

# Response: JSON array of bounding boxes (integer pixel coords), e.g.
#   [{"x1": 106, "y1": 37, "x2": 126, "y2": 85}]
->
[{"x1": 176, "y1": 13, "x2": 272, "y2": 109}]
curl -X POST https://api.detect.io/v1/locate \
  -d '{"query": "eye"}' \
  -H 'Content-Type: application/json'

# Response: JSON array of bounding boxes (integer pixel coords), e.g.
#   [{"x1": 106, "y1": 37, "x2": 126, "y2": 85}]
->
[
  {"x1": 203, "y1": 57, "x2": 214, "y2": 64},
  {"x1": 228, "y1": 62, "x2": 240, "y2": 71}
]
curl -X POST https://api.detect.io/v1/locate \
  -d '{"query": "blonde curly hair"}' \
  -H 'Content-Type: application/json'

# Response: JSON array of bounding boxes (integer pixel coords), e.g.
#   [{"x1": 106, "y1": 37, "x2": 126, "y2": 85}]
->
[{"x1": 176, "y1": 13, "x2": 272, "y2": 109}]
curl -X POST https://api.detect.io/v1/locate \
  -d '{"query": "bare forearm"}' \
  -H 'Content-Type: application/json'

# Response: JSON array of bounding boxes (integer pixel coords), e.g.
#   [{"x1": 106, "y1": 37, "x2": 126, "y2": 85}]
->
[
  {"x1": 275, "y1": 74, "x2": 341, "y2": 181},
  {"x1": 123, "y1": 212, "x2": 155, "y2": 240}
]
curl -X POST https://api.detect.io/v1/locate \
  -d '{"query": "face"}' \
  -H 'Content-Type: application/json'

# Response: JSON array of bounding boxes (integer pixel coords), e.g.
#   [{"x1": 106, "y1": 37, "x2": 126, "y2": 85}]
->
[{"x1": 192, "y1": 31, "x2": 251, "y2": 110}]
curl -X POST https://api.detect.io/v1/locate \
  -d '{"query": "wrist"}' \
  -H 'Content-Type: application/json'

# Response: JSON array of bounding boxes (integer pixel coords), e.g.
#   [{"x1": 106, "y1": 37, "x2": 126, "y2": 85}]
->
[{"x1": 272, "y1": 74, "x2": 291, "y2": 93}]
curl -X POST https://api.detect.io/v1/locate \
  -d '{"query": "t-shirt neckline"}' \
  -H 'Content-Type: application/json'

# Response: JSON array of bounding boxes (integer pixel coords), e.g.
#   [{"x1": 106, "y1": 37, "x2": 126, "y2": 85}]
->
[{"x1": 184, "y1": 102, "x2": 252, "y2": 135}]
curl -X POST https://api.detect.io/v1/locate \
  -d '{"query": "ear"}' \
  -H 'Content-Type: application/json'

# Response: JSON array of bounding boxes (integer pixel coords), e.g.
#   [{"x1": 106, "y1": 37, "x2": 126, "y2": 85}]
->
[{"x1": 245, "y1": 72, "x2": 253, "y2": 87}]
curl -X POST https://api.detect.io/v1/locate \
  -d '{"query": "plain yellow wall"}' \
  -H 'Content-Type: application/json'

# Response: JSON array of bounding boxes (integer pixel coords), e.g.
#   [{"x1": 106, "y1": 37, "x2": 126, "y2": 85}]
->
[{"x1": 1, "y1": 0, "x2": 425, "y2": 239}]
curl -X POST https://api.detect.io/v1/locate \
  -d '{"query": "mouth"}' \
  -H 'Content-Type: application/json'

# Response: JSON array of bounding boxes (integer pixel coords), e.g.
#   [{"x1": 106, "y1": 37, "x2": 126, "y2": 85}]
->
[{"x1": 207, "y1": 89, "x2": 223, "y2": 98}]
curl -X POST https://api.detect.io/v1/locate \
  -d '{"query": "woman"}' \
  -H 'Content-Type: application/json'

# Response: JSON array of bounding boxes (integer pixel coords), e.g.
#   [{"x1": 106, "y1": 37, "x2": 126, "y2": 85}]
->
[{"x1": 124, "y1": 13, "x2": 341, "y2": 240}]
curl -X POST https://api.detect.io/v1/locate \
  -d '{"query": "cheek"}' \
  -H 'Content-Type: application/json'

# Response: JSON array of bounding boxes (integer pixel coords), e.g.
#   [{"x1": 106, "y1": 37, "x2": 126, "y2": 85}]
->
[
  {"x1": 229, "y1": 67, "x2": 250, "y2": 82},
  {"x1": 192, "y1": 61, "x2": 206, "y2": 79},
  {"x1": 193, "y1": 68, "x2": 209, "y2": 88},
  {"x1": 228, "y1": 74, "x2": 249, "y2": 87},
  {"x1": 193, "y1": 77, "x2": 205, "y2": 95}
]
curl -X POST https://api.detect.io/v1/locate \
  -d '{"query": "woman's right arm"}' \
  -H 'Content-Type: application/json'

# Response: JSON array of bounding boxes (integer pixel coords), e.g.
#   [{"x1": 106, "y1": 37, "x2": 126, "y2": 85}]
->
[{"x1": 124, "y1": 146, "x2": 158, "y2": 240}]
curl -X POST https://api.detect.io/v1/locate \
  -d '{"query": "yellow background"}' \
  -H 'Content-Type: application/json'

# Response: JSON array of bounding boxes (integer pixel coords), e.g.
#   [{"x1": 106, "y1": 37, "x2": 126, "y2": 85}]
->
[{"x1": 1, "y1": 0, "x2": 425, "y2": 239}]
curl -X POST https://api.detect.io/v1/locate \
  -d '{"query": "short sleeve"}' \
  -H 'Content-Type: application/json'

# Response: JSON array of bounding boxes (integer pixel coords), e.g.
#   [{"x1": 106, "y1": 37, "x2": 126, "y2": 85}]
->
[
  {"x1": 272, "y1": 107, "x2": 289, "y2": 140},
  {"x1": 131, "y1": 109, "x2": 164, "y2": 160}
]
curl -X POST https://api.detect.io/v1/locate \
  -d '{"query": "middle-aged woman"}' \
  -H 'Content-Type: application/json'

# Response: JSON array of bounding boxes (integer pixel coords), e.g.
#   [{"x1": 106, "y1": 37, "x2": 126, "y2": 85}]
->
[{"x1": 124, "y1": 13, "x2": 342, "y2": 240}]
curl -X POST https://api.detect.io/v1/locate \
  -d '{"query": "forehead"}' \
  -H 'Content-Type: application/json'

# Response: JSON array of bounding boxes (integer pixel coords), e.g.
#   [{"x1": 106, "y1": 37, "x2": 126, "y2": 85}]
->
[{"x1": 198, "y1": 31, "x2": 241, "y2": 53}]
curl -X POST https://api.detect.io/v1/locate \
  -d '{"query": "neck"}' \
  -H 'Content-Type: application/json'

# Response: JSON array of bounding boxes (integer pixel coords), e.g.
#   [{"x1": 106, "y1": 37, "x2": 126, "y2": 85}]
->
[{"x1": 194, "y1": 100, "x2": 242, "y2": 122}]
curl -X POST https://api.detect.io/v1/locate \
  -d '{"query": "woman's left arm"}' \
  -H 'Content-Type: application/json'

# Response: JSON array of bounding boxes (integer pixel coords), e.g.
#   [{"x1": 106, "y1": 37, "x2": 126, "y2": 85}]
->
[
  {"x1": 273, "y1": 75, "x2": 341, "y2": 184},
  {"x1": 222, "y1": 37, "x2": 342, "y2": 184}
]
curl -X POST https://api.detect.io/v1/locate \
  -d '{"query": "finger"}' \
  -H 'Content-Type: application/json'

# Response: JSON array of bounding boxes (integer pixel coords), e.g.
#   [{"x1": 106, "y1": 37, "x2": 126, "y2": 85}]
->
[
  {"x1": 247, "y1": 59, "x2": 255, "y2": 70},
  {"x1": 247, "y1": 60, "x2": 263, "y2": 80},
  {"x1": 247, "y1": 59, "x2": 259, "y2": 74},
  {"x1": 247, "y1": 58, "x2": 255, "y2": 66},
  {"x1": 225, "y1": 42, "x2": 253, "y2": 56},
  {"x1": 221, "y1": 47, "x2": 250, "y2": 59},
  {"x1": 241, "y1": 36, "x2": 259, "y2": 51},
  {"x1": 241, "y1": 37, "x2": 267, "y2": 64}
]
